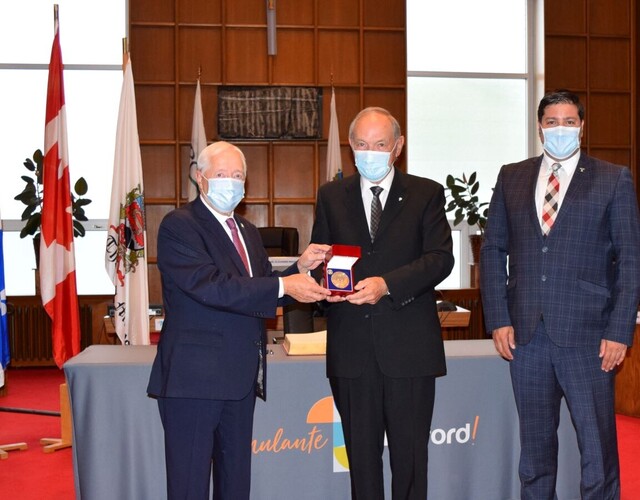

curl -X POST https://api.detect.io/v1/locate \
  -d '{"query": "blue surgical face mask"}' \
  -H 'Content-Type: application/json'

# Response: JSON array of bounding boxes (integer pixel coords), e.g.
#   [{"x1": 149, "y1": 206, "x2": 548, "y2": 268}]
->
[
  {"x1": 204, "y1": 177, "x2": 245, "y2": 213},
  {"x1": 353, "y1": 147, "x2": 395, "y2": 182},
  {"x1": 541, "y1": 126, "x2": 581, "y2": 160}
]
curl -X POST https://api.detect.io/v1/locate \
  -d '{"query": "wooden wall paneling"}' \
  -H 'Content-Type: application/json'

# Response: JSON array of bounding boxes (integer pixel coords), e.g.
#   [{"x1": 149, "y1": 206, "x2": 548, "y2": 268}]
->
[
  {"x1": 145, "y1": 205, "x2": 175, "y2": 260},
  {"x1": 179, "y1": 144, "x2": 194, "y2": 199},
  {"x1": 242, "y1": 143, "x2": 270, "y2": 199},
  {"x1": 130, "y1": 27, "x2": 176, "y2": 82},
  {"x1": 329, "y1": 87, "x2": 364, "y2": 140},
  {"x1": 588, "y1": 148, "x2": 631, "y2": 167},
  {"x1": 545, "y1": 0, "x2": 635, "y2": 180},
  {"x1": 544, "y1": 37, "x2": 588, "y2": 90},
  {"x1": 589, "y1": 39, "x2": 630, "y2": 90},
  {"x1": 317, "y1": 31, "x2": 360, "y2": 84},
  {"x1": 273, "y1": 143, "x2": 317, "y2": 198},
  {"x1": 177, "y1": 27, "x2": 223, "y2": 83},
  {"x1": 148, "y1": 263, "x2": 163, "y2": 304},
  {"x1": 588, "y1": 93, "x2": 631, "y2": 145},
  {"x1": 177, "y1": 0, "x2": 221, "y2": 24},
  {"x1": 224, "y1": 28, "x2": 269, "y2": 83},
  {"x1": 130, "y1": 0, "x2": 174, "y2": 23},
  {"x1": 224, "y1": 0, "x2": 265, "y2": 24},
  {"x1": 277, "y1": 0, "x2": 315, "y2": 26},
  {"x1": 318, "y1": 144, "x2": 357, "y2": 182},
  {"x1": 363, "y1": 31, "x2": 406, "y2": 85},
  {"x1": 236, "y1": 204, "x2": 268, "y2": 229},
  {"x1": 544, "y1": 0, "x2": 586, "y2": 34},
  {"x1": 272, "y1": 29, "x2": 316, "y2": 84},
  {"x1": 363, "y1": 0, "x2": 405, "y2": 28},
  {"x1": 130, "y1": 0, "x2": 408, "y2": 278},
  {"x1": 274, "y1": 204, "x2": 317, "y2": 252},
  {"x1": 589, "y1": 0, "x2": 630, "y2": 36},
  {"x1": 317, "y1": 0, "x2": 359, "y2": 26},
  {"x1": 136, "y1": 86, "x2": 177, "y2": 140},
  {"x1": 142, "y1": 145, "x2": 177, "y2": 199}
]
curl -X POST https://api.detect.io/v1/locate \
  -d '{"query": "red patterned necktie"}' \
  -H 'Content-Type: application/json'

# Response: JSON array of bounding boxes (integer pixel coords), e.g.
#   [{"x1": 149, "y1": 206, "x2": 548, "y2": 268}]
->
[
  {"x1": 541, "y1": 163, "x2": 561, "y2": 235},
  {"x1": 226, "y1": 218, "x2": 250, "y2": 272}
]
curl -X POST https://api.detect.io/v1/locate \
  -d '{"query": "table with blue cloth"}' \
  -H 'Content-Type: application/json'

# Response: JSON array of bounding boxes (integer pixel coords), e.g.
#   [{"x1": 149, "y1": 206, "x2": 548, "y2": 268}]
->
[{"x1": 64, "y1": 340, "x2": 581, "y2": 500}]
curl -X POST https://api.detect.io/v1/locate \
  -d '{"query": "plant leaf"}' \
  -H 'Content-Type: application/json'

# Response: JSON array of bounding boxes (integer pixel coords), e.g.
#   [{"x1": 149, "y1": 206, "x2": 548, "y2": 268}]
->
[{"x1": 74, "y1": 177, "x2": 89, "y2": 196}]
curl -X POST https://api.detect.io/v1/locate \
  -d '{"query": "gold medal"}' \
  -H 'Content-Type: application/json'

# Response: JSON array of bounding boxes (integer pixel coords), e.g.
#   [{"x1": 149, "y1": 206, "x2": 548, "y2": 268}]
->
[{"x1": 330, "y1": 271, "x2": 350, "y2": 289}]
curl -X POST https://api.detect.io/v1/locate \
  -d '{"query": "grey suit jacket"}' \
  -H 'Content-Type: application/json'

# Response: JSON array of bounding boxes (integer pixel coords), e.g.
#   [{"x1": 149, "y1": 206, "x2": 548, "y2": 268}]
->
[{"x1": 480, "y1": 154, "x2": 640, "y2": 347}]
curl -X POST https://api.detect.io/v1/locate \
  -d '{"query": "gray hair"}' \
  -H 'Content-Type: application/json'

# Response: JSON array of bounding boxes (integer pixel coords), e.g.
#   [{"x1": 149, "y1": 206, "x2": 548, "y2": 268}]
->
[
  {"x1": 348, "y1": 107, "x2": 402, "y2": 141},
  {"x1": 197, "y1": 141, "x2": 247, "y2": 175}
]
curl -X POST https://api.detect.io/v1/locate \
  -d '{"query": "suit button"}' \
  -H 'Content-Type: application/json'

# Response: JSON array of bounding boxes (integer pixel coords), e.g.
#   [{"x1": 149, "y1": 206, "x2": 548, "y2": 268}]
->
[
  {"x1": 364, "y1": 314, "x2": 370, "y2": 319},
  {"x1": 542, "y1": 246, "x2": 548, "y2": 253},
  {"x1": 541, "y1": 275, "x2": 547, "y2": 281}
]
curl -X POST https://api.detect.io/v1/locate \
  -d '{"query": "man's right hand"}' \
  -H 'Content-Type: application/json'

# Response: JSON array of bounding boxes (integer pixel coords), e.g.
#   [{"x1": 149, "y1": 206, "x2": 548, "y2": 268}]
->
[
  {"x1": 282, "y1": 274, "x2": 331, "y2": 303},
  {"x1": 492, "y1": 326, "x2": 515, "y2": 361}
]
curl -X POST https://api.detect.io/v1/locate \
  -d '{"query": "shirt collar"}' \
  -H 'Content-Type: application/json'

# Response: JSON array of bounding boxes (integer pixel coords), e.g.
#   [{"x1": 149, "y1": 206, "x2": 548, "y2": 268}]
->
[
  {"x1": 199, "y1": 194, "x2": 234, "y2": 226},
  {"x1": 360, "y1": 166, "x2": 395, "y2": 193},
  {"x1": 542, "y1": 150, "x2": 580, "y2": 176}
]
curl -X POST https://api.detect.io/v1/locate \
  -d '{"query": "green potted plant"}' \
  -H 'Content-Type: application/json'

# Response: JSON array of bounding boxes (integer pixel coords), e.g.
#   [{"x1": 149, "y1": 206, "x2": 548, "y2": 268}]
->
[
  {"x1": 445, "y1": 172, "x2": 489, "y2": 278},
  {"x1": 14, "y1": 149, "x2": 92, "y2": 266}
]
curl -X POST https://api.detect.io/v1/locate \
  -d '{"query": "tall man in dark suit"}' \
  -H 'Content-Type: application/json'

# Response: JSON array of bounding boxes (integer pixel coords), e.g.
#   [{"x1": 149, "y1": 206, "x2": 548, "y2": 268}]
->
[
  {"x1": 147, "y1": 141, "x2": 331, "y2": 500},
  {"x1": 311, "y1": 107, "x2": 455, "y2": 499},
  {"x1": 481, "y1": 90, "x2": 640, "y2": 500}
]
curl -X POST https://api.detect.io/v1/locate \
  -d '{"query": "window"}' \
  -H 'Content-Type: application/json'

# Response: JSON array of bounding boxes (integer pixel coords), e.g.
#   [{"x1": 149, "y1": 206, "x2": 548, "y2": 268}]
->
[
  {"x1": 0, "y1": 1, "x2": 127, "y2": 295},
  {"x1": 406, "y1": 0, "x2": 544, "y2": 288}
]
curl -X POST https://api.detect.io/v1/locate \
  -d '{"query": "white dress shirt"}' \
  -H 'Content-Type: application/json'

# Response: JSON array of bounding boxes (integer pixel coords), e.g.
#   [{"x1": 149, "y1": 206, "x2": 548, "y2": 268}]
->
[{"x1": 535, "y1": 152, "x2": 580, "y2": 229}]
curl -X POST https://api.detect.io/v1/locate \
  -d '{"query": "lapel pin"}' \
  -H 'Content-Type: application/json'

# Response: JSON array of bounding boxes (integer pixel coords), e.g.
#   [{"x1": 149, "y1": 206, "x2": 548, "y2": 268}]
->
[
  {"x1": 399, "y1": 197, "x2": 403, "y2": 201},
  {"x1": 579, "y1": 168, "x2": 585, "y2": 172}
]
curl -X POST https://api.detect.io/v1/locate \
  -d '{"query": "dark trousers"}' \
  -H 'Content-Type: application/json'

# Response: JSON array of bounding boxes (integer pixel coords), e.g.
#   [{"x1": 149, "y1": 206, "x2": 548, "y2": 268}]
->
[
  {"x1": 330, "y1": 355, "x2": 436, "y2": 500},
  {"x1": 158, "y1": 392, "x2": 256, "y2": 500},
  {"x1": 510, "y1": 321, "x2": 619, "y2": 500}
]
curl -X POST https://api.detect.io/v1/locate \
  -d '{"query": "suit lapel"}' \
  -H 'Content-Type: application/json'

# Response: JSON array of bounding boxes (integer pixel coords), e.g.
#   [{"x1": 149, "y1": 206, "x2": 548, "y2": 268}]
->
[
  {"x1": 376, "y1": 169, "x2": 407, "y2": 241},
  {"x1": 344, "y1": 176, "x2": 372, "y2": 244},
  {"x1": 553, "y1": 154, "x2": 589, "y2": 228},
  {"x1": 193, "y1": 199, "x2": 250, "y2": 276},
  {"x1": 526, "y1": 156, "x2": 544, "y2": 237}
]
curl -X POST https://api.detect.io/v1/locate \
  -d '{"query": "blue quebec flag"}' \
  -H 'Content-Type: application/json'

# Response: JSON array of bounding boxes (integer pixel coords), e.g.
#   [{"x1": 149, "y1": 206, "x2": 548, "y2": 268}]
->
[{"x1": 0, "y1": 216, "x2": 9, "y2": 387}]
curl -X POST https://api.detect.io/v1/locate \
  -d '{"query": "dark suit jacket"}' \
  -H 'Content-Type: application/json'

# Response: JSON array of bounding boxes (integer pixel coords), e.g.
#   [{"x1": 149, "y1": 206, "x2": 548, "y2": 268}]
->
[
  {"x1": 147, "y1": 197, "x2": 295, "y2": 401},
  {"x1": 480, "y1": 154, "x2": 640, "y2": 347},
  {"x1": 311, "y1": 168, "x2": 454, "y2": 379}
]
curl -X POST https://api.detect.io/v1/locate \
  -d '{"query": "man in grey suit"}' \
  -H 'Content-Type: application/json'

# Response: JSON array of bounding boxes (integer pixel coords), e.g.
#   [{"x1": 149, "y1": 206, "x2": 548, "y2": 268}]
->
[
  {"x1": 481, "y1": 90, "x2": 640, "y2": 500},
  {"x1": 311, "y1": 107, "x2": 454, "y2": 499}
]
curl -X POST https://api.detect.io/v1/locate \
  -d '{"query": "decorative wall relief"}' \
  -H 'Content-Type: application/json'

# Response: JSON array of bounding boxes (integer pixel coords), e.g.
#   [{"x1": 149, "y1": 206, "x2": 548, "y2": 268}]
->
[{"x1": 218, "y1": 86, "x2": 322, "y2": 140}]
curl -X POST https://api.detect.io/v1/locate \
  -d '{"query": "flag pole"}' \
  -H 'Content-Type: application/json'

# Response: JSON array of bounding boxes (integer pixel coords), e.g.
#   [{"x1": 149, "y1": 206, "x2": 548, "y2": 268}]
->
[{"x1": 122, "y1": 37, "x2": 129, "y2": 70}]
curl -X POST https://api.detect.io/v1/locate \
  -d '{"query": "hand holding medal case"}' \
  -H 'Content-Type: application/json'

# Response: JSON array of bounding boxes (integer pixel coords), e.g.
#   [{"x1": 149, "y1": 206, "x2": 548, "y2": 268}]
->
[{"x1": 323, "y1": 244, "x2": 361, "y2": 296}]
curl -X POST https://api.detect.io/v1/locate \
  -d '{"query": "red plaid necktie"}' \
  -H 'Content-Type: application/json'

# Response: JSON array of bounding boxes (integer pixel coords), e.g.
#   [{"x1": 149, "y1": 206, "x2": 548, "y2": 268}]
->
[
  {"x1": 226, "y1": 218, "x2": 250, "y2": 272},
  {"x1": 541, "y1": 163, "x2": 561, "y2": 235}
]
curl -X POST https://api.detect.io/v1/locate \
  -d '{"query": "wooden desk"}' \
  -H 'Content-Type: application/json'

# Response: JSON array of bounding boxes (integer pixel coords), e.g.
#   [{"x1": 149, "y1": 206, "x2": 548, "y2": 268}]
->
[
  {"x1": 615, "y1": 323, "x2": 640, "y2": 417},
  {"x1": 101, "y1": 316, "x2": 164, "y2": 345},
  {"x1": 439, "y1": 307, "x2": 471, "y2": 328}
]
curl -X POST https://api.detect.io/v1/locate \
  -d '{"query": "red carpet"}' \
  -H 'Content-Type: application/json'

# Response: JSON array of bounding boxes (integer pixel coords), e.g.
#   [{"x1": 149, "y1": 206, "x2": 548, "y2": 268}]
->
[
  {"x1": 0, "y1": 368, "x2": 638, "y2": 499},
  {"x1": 0, "y1": 368, "x2": 74, "y2": 500}
]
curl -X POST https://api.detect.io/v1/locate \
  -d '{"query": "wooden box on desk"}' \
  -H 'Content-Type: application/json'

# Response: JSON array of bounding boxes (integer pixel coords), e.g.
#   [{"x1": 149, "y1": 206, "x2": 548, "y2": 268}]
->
[{"x1": 439, "y1": 307, "x2": 471, "y2": 328}]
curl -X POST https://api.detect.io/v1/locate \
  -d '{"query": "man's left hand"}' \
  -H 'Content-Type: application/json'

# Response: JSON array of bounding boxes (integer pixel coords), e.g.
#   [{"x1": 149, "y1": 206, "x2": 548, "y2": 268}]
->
[
  {"x1": 297, "y1": 244, "x2": 331, "y2": 273},
  {"x1": 599, "y1": 339, "x2": 628, "y2": 372},
  {"x1": 346, "y1": 277, "x2": 388, "y2": 305}
]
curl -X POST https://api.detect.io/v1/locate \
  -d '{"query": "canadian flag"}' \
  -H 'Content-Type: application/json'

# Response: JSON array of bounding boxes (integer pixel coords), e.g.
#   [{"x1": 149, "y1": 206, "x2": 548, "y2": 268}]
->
[{"x1": 40, "y1": 17, "x2": 81, "y2": 368}]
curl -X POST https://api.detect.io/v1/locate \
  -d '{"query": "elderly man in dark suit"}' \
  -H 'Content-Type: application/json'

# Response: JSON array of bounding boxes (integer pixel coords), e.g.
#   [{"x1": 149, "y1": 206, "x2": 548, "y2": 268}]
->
[
  {"x1": 147, "y1": 141, "x2": 331, "y2": 500},
  {"x1": 311, "y1": 107, "x2": 454, "y2": 499},
  {"x1": 481, "y1": 90, "x2": 640, "y2": 500}
]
